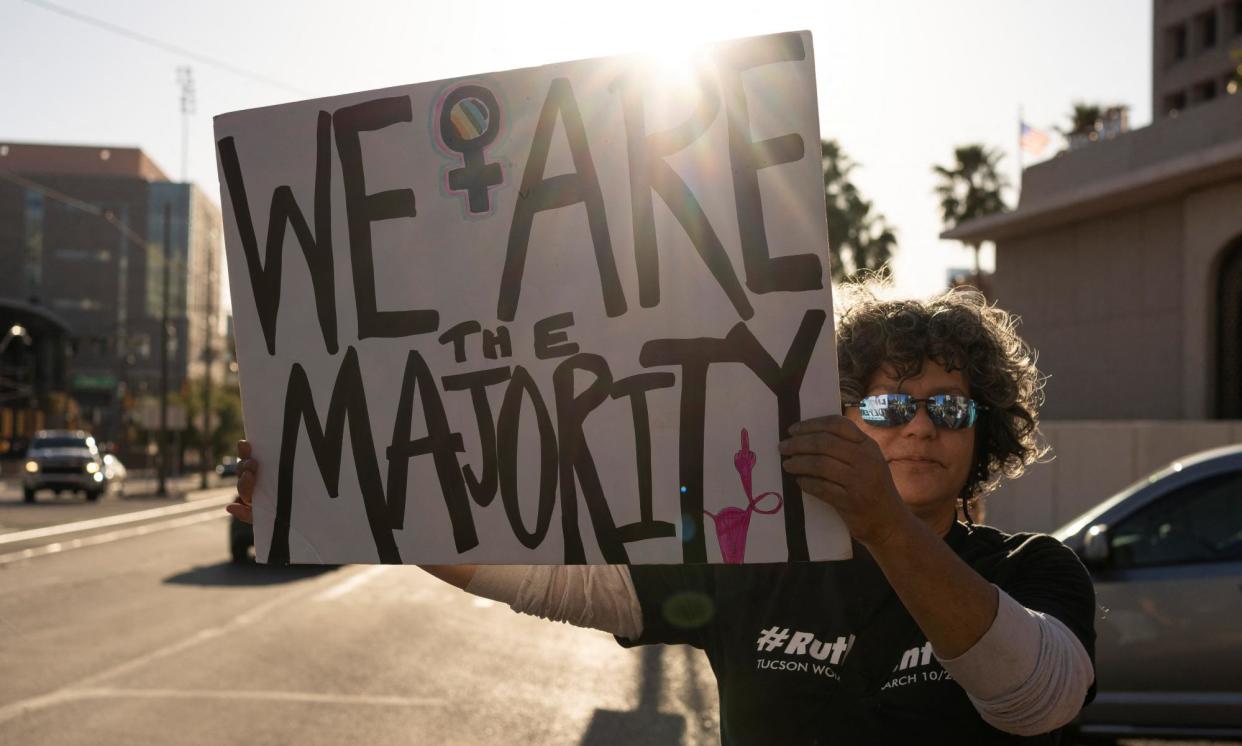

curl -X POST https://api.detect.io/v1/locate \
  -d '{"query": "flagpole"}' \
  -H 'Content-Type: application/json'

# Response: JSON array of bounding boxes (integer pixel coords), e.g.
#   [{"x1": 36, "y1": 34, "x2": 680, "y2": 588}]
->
[{"x1": 1017, "y1": 104, "x2": 1024, "y2": 204}]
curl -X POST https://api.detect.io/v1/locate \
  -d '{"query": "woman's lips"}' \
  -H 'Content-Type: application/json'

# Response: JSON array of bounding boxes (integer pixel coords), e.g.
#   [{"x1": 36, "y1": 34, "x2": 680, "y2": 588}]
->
[{"x1": 888, "y1": 456, "x2": 943, "y2": 467}]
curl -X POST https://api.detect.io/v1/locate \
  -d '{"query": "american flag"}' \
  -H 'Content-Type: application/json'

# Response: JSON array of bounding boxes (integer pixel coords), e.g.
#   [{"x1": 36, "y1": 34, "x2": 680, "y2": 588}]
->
[{"x1": 1020, "y1": 122, "x2": 1051, "y2": 156}]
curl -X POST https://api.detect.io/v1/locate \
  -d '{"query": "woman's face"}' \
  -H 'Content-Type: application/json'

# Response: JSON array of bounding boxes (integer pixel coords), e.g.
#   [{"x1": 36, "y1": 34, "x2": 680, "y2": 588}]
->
[{"x1": 844, "y1": 358, "x2": 976, "y2": 529}]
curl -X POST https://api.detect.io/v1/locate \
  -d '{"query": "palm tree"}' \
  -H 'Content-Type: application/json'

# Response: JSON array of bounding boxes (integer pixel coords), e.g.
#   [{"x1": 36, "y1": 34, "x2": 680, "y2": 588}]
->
[
  {"x1": 932, "y1": 144, "x2": 1008, "y2": 285},
  {"x1": 1059, "y1": 102, "x2": 1103, "y2": 142},
  {"x1": 822, "y1": 140, "x2": 897, "y2": 283},
  {"x1": 1058, "y1": 102, "x2": 1131, "y2": 149}
]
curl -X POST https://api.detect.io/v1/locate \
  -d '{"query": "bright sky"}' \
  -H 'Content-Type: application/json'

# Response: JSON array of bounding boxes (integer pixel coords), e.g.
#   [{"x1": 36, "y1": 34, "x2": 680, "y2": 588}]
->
[{"x1": 2, "y1": 0, "x2": 1152, "y2": 299}]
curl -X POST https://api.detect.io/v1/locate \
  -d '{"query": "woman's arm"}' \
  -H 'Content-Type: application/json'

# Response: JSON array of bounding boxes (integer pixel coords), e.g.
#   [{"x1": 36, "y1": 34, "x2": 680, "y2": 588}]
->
[
  {"x1": 227, "y1": 440, "x2": 639, "y2": 636},
  {"x1": 780, "y1": 417, "x2": 1093, "y2": 734},
  {"x1": 779, "y1": 418, "x2": 999, "y2": 657}
]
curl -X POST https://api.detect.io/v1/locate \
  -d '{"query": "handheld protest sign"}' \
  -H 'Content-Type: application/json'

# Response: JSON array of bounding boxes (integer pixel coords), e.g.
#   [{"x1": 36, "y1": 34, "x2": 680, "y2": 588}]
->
[{"x1": 215, "y1": 30, "x2": 849, "y2": 565}]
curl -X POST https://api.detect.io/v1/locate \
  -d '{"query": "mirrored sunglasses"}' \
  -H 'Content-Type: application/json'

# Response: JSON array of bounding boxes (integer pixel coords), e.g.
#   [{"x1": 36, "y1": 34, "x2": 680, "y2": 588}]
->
[{"x1": 845, "y1": 394, "x2": 982, "y2": 430}]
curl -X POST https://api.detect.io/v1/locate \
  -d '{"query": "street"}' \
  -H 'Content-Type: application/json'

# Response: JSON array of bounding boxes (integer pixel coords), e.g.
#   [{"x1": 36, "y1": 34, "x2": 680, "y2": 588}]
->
[
  {"x1": 0, "y1": 490, "x2": 720, "y2": 745},
  {"x1": 1, "y1": 487, "x2": 1236, "y2": 745}
]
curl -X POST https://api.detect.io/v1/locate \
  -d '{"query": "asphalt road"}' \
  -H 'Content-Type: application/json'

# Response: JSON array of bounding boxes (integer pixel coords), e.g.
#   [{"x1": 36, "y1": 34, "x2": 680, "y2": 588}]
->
[
  {"x1": 0, "y1": 494, "x2": 1235, "y2": 745},
  {"x1": 0, "y1": 499, "x2": 720, "y2": 745}
]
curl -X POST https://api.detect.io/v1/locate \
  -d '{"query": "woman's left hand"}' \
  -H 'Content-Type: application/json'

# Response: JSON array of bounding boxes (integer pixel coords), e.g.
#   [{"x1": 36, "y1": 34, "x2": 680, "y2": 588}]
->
[{"x1": 779, "y1": 415, "x2": 914, "y2": 548}]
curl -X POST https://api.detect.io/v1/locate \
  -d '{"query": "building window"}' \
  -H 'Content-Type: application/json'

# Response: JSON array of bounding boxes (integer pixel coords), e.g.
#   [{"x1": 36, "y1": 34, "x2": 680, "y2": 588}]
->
[
  {"x1": 1167, "y1": 23, "x2": 1188, "y2": 65},
  {"x1": 1164, "y1": 90, "x2": 1187, "y2": 115},
  {"x1": 1195, "y1": 10, "x2": 1218, "y2": 50},
  {"x1": 23, "y1": 190, "x2": 44, "y2": 297},
  {"x1": 1233, "y1": 0, "x2": 1242, "y2": 35},
  {"x1": 1194, "y1": 78, "x2": 1219, "y2": 102}
]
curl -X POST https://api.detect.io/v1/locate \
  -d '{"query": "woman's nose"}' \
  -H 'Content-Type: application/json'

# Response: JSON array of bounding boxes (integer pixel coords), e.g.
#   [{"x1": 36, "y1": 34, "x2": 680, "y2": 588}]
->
[{"x1": 902, "y1": 404, "x2": 937, "y2": 437}]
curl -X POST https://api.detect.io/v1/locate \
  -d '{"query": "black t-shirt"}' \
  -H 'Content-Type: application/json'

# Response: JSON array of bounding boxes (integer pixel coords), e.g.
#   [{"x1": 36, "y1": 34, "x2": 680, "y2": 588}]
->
[{"x1": 620, "y1": 522, "x2": 1097, "y2": 745}]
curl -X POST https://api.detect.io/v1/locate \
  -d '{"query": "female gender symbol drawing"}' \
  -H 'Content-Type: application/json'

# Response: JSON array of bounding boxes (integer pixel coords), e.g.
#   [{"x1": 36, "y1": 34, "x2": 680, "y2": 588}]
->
[{"x1": 704, "y1": 428, "x2": 784, "y2": 564}]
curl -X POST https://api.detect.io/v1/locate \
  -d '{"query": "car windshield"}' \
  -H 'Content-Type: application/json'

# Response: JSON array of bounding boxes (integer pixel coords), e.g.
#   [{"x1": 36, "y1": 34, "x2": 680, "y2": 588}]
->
[{"x1": 32, "y1": 437, "x2": 92, "y2": 450}]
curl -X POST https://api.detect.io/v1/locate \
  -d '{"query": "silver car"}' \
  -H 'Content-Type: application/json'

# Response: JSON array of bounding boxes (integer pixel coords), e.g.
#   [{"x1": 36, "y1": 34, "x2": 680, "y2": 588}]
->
[
  {"x1": 22, "y1": 429, "x2": 108, "y2": 502},
  {"x1": 1054, "y1": 444, "x2": 1242, "y2": 742}
]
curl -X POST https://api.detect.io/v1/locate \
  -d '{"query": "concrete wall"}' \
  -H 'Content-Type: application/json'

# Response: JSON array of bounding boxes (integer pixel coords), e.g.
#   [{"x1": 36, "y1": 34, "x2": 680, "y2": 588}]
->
[
  {"x1": 1182, "y1": 179, "x2": 1242, "y2": 417},
  {"x1": 1019, "y1": 93, "x2": 1242, "y2": 207},
  {"x1": 993, "y1": 200, "x2": 1186, "y2": 420},
  {"x1": 993, "y1": 175, "x2": 1242, "y2": 420},
  {"x1": 980, "y1": 420, "x2": 1242, "y2": 534}
]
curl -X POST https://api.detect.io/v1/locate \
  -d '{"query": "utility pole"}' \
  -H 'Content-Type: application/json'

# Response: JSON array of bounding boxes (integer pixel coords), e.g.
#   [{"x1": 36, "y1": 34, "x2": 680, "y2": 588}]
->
[
  {"x1": 200, "y1": 239, "x2": 214, "y2": 489},
  {"x1": 157, "y1": 203, "x2": 171, "y2": 497},
  {"x1": 177, "y1": 67, "x2": 195, "y2": 182}
]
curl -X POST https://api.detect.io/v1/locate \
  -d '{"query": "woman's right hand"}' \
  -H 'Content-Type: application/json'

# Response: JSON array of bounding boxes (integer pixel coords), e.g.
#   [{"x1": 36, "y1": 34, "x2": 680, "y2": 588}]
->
[{"x1": 225, "y1": 439, "x2": 258, "y2": 524}]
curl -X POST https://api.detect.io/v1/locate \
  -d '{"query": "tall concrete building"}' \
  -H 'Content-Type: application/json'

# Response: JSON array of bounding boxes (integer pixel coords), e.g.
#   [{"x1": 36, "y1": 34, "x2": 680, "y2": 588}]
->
[
  {"x1": 1153, "y1": 0, "x2": 1242, "y2": 117},
  {"x1": 947, "y1": 3, "x2": 1242, "y2": 422},
  {"x1": 0, "y1": 142, "x2": 224, "y2": 458},
  {"x1": 944, "y1": 1, "x2": 1242, "y2": 534}
]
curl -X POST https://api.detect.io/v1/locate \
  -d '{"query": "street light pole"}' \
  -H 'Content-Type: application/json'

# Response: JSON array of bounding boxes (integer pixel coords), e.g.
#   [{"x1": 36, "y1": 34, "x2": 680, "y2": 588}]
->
[
  {"x1": 200, "y1": 241, "x2": 213, "y2": 489},
  {"x1": 157, "y1": 203, "x2": 170, "y2": 497}
]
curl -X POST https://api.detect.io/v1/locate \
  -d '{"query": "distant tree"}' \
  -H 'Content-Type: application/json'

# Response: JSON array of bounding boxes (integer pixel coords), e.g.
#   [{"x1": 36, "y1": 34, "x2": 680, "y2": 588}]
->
[
  {"x1": 1058, "y1": 101, "x2": 1130, "y2": 149},
  {"x1": 932, "y1": 144, "x2": 1009, "y2": 285},
  {"x1": 822, "y1": 139, "x2": 897, "y2": 282},
  {"x1": 166, "y1": 379, "x2": 244, "y2": 472},
  {"x1": 1059, "y1": 102, "x2": 1104, "y2": 141}
]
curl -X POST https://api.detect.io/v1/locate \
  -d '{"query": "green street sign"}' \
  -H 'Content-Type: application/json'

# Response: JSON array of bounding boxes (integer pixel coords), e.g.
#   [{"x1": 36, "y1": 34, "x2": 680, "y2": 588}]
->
[{"x1": 72, "y1": 373, "x2": 118, "y2": 391}]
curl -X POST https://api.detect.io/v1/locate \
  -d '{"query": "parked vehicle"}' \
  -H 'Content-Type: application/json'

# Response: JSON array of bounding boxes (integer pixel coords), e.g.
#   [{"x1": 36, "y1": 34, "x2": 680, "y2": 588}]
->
[
  {"x1": 1055, "y1": 444, "x2": 1242, "y2": 742},
  {"x1": 100, "y1": 453, "x2": 128, "y2": 496},
  {"x1": 216, "y1": 456, "x2": 240, "y2": 478},
  {"x1": 230, "y1": 515, "x2": 255, "y2": 564},
  {"x1": 22, "y1": 430, "x2": 108, "y2": 502}
]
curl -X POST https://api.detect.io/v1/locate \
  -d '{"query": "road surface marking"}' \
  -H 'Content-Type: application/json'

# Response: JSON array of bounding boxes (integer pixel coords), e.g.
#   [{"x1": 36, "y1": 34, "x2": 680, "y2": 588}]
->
[
  {"x1": 0, "y1": 510, "x2": 225, "y2": 566},
  {"x1": 68, "y1": 687, "x2": 444, "y2": 707},
  {"x1": 0, "y1": 571, "x2": 330, "y2": 725},
  {"x1": 0, "y1": 491, "x2": 234, "y2": 546},
  {"x1": 314, "y1": 564, "x2": 390, "y2": 602}
]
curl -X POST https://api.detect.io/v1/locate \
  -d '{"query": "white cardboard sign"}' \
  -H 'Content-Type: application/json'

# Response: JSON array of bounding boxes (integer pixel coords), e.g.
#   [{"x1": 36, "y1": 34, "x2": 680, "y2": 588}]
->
[{"x1": 214, "y1": 30, "x2": 849, "y2": 565}]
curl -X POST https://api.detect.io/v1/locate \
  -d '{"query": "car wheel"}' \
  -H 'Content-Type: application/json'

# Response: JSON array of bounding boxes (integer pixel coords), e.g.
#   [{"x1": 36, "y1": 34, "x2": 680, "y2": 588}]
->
[
  {"x1": 85, "y1": 490, "x2": 101, "y2": 502},
  {"x1": 23, "y1": 488, "x2": 36, "y2": 503},
  {"x1": 230, "y1": 535, "x2": 254, "y2": 564},
  {"x1": 1062, "y1": 724, "x2": 1117, "y2": 746}
]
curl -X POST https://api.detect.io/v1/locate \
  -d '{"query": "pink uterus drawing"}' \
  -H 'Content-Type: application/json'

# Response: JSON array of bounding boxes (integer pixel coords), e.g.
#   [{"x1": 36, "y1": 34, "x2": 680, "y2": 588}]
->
[{"x1": 704, "y1": 428, "x2": 783, "y2": 564}]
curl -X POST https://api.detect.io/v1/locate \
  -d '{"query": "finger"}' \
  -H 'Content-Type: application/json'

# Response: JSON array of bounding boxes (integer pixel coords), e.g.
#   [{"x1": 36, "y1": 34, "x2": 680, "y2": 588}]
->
[
  {"x1": 239, "y1": 456, "x2": 258, "y2": 476},
  {"x1": 237, "y1": 439, "x2": 251, "y2": 460},
  {"x1": 238, "y1": 469, "x2": 256, "y2": 505},
  {"x1": 778, "y1": 432, "x2": 864, "y2": 460},
  {"x1": 780, "y1": 454, "x2": 852, "y2": 482},
  {"x1": 795, "y1": 477, "x2": 846, "y2": 502},
  {"x1": 226, "y1": 500, "x2": 253, "y2": 525},
  {"x1": 789, "y1": 415, "x2": 866, "y2": 443}
]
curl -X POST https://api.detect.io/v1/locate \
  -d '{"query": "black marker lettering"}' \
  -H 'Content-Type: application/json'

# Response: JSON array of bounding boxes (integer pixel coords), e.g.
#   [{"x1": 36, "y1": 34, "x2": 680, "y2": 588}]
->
[
  {"x1": 496, "y1": 366, "x2": 559, "y2": 548},
  {"x1": 217, "y1": 113, "x2": 337, "y2": 356},
  {"x1": 620, "y1": 71, "x2": 753, "y2": 319},
  {"x1": 640, "y1": 309, "x2": 826, "y2": 562},
  {"x1": 438, "y1": 320, "x2": 482, "y2": 363},
  {"x1": 716, "y1": 33, "x2": 823, "y2": 294},
  {"x1": 272, "y1": 347, "x2": 398, "y2": 564},
  {"x1": 533, "y1": 312, "x2": 578, "y2": 360},
  {"x1": 553, "y1": 354, "x2": 628, "y2": 564},
  {"x1": 386, "y1": 349, "x2": 474, "y2": 552},
  {"x1": 498, "y1": 78, "x2": 626, "y2": 322},
  {"x1": 482, "y1": 326, "x2": 511, "y2": 359},
  {"x1": 442, "y1": 366, "x2": 512, "y2": 507},
  {"x1": 335, "y1": 96, "x2": 440, "y2": 339},
  {"x1": 611, "y1": 373, "x2": 678, "y2": 544}
]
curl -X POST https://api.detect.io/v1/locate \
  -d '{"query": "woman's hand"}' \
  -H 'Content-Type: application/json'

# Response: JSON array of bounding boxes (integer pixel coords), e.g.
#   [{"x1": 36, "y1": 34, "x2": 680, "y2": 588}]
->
[
  {"x1": 779, "y1": 415, "x2": 916, "y2": 548},
  {"x1": 225, "y1": 439, "x2": 258, "y2": 525}
]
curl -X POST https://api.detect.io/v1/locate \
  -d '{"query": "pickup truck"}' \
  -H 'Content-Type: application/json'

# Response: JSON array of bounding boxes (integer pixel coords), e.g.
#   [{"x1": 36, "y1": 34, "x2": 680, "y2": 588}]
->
[{"x1": 22, "y1": 429, "x2": 108, "y2": 502}]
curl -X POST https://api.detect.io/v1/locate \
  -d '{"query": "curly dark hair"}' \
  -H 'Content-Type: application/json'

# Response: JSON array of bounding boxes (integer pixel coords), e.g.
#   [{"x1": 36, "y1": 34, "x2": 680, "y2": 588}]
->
[{"x1": 835, "y1": 286, "x2": 1048, "y2": 518}]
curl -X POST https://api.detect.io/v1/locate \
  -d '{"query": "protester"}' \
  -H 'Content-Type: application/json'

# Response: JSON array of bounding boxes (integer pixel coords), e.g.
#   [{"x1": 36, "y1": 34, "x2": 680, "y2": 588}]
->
[{"x1": 229, "y1": 286, "x2": 1095, "y2": 744}]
